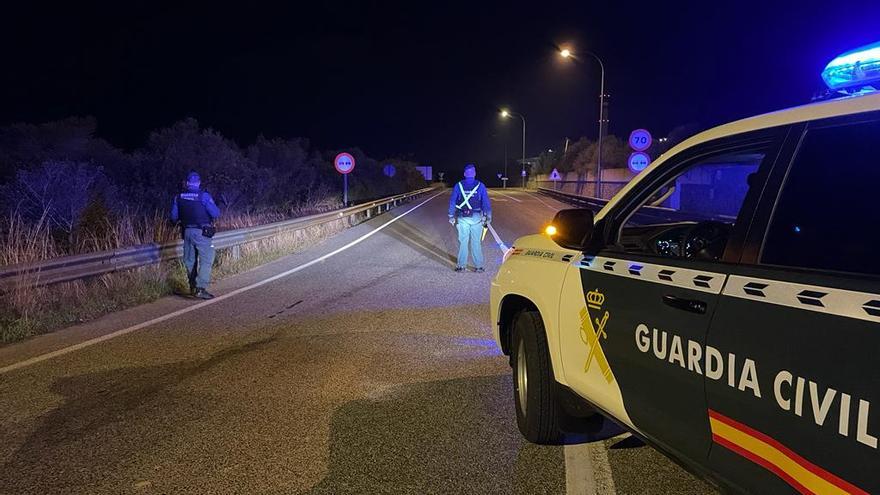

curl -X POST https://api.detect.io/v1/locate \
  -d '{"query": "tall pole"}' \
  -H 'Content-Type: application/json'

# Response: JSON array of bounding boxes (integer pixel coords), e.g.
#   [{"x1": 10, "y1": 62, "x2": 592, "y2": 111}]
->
[
  {"x1": 587, "y1": 52, "x2": 606, "y2": 199},
  {"x1": 504, "y1": 136, "x2": 508, "y2": 188},
  {"x1": 519, "y1": 114, "x2": 526, "y2": 188},
  {"x1": 500, "y1": 110, "x2": 527, "y2": 188}
]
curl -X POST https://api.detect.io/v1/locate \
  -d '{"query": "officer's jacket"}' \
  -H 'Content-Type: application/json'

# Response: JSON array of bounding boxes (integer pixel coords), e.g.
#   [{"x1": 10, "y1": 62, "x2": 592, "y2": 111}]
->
[{"x1": 171, "y1": 189, "x2": 221, "y2": 227}]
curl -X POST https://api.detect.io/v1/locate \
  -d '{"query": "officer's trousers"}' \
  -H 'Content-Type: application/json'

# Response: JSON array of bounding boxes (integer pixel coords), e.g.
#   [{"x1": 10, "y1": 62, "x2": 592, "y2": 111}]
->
[
  {"x1": 455, "y1": 215, "x2": 484, "y2": 269},
  {"x1": 182, "y1": 227, "x2": 215, "y2": 290}
]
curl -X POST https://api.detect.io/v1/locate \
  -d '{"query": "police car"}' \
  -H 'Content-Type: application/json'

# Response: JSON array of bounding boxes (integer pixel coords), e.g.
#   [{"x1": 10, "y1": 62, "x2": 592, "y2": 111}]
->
[{"x1": 491, "y1": 42, "x2": 880, "y2": 494}]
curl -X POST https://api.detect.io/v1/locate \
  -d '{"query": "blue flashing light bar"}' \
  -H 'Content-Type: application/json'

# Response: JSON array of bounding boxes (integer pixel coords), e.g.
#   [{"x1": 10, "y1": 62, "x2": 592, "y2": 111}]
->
[{"x1": 822, "y1": 41, "x2": 880, "y2": 91}]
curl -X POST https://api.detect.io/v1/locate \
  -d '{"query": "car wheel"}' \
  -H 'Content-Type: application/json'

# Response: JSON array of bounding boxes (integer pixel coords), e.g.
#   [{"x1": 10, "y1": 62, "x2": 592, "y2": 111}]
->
[{"x1": 511, "y1": 309, "x2": 564, "y2": 444}]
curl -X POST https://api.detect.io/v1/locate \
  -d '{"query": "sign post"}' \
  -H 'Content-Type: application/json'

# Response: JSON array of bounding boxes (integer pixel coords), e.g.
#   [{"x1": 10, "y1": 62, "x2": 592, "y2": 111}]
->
[
  {"x1": 334, "y1": 152, "x2": 356, "y2": 206},
  {"x1": 549, "y1": 168, "x2": 561, "y2": 189}
]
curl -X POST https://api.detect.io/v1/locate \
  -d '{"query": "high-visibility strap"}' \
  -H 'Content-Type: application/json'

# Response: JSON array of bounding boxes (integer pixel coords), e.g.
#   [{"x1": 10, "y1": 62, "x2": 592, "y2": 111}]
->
[{"x1": 456, "y1": 182, "x2": 480, "y2": 210}]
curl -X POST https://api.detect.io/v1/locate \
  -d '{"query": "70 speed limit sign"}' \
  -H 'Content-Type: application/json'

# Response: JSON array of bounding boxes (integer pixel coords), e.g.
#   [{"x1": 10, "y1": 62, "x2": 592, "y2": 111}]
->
[{"x1": 628, "y1": 129, "x2": 652, "y2": 152}]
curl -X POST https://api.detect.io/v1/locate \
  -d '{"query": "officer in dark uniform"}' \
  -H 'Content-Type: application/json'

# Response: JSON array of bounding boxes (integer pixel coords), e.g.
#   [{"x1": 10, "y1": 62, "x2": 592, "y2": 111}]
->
[
  {"x1": 448, "y1": 163, "x2": 492, "y2": 272},
  {"x1": 170, "y1": 171, "x2": 221, "y2": 299}
]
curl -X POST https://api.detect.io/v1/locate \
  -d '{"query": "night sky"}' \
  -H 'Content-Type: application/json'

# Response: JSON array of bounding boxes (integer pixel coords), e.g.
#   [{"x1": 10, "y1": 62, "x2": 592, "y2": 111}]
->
[{"x1": 1, "y1": 0, "x2": 879, "y2": 177}]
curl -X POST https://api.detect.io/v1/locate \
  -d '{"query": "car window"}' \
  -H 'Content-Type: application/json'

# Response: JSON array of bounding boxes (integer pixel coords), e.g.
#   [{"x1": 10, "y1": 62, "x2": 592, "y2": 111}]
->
[
  {"x1": 761, "y1": 119, "x2": 880, "y2": 275},
  {"x1": 618, "y1": 149, "x2": 765, "y2": 260}
]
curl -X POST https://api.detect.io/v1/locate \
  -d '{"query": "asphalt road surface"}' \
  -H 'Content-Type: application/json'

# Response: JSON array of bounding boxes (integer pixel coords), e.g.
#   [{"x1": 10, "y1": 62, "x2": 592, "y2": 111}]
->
[{"x1": 0, "y1": 189, "x2": 715, "y2": 494}]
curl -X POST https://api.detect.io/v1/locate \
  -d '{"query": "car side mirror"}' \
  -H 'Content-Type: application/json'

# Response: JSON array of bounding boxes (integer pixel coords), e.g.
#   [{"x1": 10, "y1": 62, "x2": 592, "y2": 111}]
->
[{"x1": 547, "y1": 208, "x2": 594, "y2": 251}]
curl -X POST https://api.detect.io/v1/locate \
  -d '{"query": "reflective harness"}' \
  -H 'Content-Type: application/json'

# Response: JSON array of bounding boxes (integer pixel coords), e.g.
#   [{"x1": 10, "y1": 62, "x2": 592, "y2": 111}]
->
[{"x1": 455, "y1": 181, "x2": 481, "y2": 217}]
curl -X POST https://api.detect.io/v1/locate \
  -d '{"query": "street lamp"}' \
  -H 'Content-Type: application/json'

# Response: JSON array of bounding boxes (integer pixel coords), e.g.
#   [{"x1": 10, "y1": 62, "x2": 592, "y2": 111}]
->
[
  {"x1": 559, "y1": 47, "x2": 607, "y2": 198},
  {"x1": 500, "y1": 108, "x2": 527, "y2": 188}
]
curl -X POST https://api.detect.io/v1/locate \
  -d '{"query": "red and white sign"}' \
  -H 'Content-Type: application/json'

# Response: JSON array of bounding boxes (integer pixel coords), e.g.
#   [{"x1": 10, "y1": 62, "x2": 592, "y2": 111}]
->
[{"x1": 334, "y1": 152, "x2": 356, "y2": 174}]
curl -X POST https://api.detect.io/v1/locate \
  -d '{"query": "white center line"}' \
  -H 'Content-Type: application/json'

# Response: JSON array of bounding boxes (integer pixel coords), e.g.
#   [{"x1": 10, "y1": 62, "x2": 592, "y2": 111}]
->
[{"x1": 0, "y1": 192, "x2": 444, "y2": 376}]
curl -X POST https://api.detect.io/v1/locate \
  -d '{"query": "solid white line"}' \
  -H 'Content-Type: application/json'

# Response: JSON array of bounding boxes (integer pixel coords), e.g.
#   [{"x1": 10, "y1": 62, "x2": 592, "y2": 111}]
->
[
  {"x1": 565, "y1": 441, "x2": 618, "y2": 495},
  {"x1": 529, "y1": 191, "x2": 559, "y2": 210},
  {"x1": 0, "y1": 192, "x2": 444, "y2": 376},
  {"x1": 565, "y1": 444, "x2": 597, "y2": 495}
]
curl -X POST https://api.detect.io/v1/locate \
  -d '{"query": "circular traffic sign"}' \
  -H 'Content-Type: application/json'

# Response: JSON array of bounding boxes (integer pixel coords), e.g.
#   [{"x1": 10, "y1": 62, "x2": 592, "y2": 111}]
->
[
  {"x1": 383, "y1": 164, "x2": 396, "y2": 177},
  {"x1": 628, "y1": 152, "x2": 651, "y2": 173},
  {"x1": 334, "y1": 152, "x2": 356, "y2": 174},
  {"x1": 629, "y1": 129, "x2": 653, "y2": 152}
]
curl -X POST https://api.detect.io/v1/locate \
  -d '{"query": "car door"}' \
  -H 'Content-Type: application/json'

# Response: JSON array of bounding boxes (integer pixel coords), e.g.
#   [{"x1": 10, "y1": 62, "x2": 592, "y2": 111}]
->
[
  {"x1": 706, "y1": 114, "x2": 880, "y2": 494},
  {"x1": 557, "y1": 128, "x2": 787, "y2": 466}
]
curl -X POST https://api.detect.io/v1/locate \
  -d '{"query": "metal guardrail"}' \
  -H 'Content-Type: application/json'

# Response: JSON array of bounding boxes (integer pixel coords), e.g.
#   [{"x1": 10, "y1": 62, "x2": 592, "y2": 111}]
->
[
  {"x1": 537, "y1": 187, "x2": 610, "y2": 211},
  {"x1": 0, "y1": 186, "x2": 440, "y2": 291}
]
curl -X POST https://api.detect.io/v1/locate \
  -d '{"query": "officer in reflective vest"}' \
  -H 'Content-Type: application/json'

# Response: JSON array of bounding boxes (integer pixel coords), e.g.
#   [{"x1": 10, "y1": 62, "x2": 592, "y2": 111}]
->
[
  {"x1": 448, "y1": 163, "x2": 492, "y2": 272},
  {"x1": 170, "y1": 171, "x2": 221, "y2": 299}
]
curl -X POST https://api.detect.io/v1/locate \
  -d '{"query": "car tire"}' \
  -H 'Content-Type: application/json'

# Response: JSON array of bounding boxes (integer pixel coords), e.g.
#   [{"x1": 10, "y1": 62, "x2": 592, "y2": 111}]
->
[{"x1": 511, "y1": 309, "x2": 565, "y2": 444}]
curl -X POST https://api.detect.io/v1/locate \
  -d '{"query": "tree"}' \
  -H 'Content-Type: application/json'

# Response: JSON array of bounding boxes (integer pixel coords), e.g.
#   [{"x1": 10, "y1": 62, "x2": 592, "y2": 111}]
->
[
  {"x1": 137, "y1": 118, "x2": 253, "y2": 211},
  {"x1": 2, "y1": 160, "x2": 112, "y2": 245}
]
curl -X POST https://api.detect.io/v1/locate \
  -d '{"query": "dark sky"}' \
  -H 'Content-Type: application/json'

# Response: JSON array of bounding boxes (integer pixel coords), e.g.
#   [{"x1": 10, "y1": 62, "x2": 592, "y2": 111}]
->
[{"x1": 1, "y1": 0, "x2": 879, "y2": 177}]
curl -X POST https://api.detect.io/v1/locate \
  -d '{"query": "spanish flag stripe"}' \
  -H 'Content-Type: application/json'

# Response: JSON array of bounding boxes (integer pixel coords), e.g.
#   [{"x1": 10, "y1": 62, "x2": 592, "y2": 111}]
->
[
  {"x1": 712, "y1": 434, "x2": 812, "y2": 495},
  {"x1": 709, "y1": 409, "x2": 847, "y2": 489},
  {"x1": 708, "y1": 410, "x2": 867, "y2": 495}
]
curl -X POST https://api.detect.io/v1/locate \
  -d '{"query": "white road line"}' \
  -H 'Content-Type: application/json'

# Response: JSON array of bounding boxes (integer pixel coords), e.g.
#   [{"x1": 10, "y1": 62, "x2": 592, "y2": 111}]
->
[
  {"x1": 565, "y1": 444, "x2": 597, "y2": 495},
  {"x1": 0, "y1": 192, "x2": 444, "y2": 376},
  {"x1": 492, "y1": 190, "x2": 523, "y2": 203},
  {"x1": 565, "y1": 441, "x2": 618, "y2": 495},
  {"x1": 529, "y1": 191, "x2": 559, "y2": 210}
]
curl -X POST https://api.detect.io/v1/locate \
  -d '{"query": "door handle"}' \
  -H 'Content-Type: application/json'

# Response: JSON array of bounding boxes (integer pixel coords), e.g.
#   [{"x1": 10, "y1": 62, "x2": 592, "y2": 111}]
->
[{"x1": 662, "y1": 294, "x2": 707, "y2": 315}]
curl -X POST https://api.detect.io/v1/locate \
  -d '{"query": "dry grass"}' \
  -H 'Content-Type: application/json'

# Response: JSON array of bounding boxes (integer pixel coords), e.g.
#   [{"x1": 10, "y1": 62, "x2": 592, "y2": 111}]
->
[{"x1": 0, "y1": 196, "x2": 352, "y2": 344}]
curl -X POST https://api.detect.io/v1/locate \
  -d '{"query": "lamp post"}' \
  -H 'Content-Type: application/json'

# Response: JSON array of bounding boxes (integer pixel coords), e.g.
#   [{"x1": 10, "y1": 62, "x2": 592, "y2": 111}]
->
[
  {"x1": 560, "y1": 47, "x2": 607, "y2": 198},
  {"x1": 500, "y1": 109, "x2": 526, "y2": 188}
]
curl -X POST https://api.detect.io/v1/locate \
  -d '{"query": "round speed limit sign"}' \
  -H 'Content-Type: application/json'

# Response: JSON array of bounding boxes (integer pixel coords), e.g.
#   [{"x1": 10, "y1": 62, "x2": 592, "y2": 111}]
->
[{"x1": 629, "y1": 129, "x2": 652, "y2": 152}]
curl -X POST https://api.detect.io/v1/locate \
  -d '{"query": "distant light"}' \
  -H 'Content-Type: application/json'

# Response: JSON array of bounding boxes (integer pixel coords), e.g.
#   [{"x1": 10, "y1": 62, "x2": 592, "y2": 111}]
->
[
  {"x1": 500, "y1": 109, "x2": 510, "y2": 118},
  {"x1": 545, "y1": 225, "x2": 558, "y2": 236},
  {"x1": 560, "y1": 49, "x2": 572, "y2": 58},
  {"x1": 548, "y1": 149, "x2": 553, "y2": 152},
  {"x1": 794, "y1": 226, "x2": 802, "y2": 233},
  {"x1": 822, "y1": 40, "x2": 880, "y2": 91}
]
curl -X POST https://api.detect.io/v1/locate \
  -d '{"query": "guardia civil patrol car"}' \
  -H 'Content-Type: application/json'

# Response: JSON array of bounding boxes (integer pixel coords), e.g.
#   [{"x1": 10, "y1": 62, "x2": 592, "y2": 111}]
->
[{"x1": 491, "y1": 42, "x2": 880, "y2": 494}]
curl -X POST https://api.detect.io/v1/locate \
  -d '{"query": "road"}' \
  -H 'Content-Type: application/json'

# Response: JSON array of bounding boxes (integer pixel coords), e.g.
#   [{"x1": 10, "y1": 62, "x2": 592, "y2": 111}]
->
[{"x1": 0, "y1": 189, "x2": 714, "y2": 494}]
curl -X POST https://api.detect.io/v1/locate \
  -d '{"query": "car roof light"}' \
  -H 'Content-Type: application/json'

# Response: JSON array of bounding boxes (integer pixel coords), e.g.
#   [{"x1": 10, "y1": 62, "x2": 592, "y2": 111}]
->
[{"x1": 821, "y1": 41, "x2": 880, "y2": 91}]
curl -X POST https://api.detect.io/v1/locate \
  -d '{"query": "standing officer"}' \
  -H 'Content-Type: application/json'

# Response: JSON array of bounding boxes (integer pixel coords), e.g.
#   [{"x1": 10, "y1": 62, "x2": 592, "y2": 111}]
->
[
  {"x1": 170, "y1": 171, "x2": 221, "y2": 299},
  {"x1": 448, "y1": 163, "x2": 492, "y2": 272}
]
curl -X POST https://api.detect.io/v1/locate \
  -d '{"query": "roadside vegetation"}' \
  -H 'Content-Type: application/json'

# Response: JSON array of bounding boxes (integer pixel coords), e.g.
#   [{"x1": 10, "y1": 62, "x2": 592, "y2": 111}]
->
[{"x1": 0, "y1": 116, "x2": 428, "y2": 343}]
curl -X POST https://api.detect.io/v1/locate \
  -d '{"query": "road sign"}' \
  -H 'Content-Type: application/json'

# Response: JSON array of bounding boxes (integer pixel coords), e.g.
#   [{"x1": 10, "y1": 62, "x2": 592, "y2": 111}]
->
[
  {"x1": 497, "y1": 173, "x2": 503, "y2": 179},
  {"x1": 383, "y1": 164, "x2": 396, "y2": 177},
  {"x1": 629, "y1": 129, "x2": 652, "y2": 152},
  {"x1": 334, "y1": 152, "x2": 356, "y2": 206},
  {"x1": 628, "y1": 152, "x2": 651, "y2": 173},
  {"x1": 549, "y1": 168, "x2": 561, "y2": 181},
  {"x1": 521, "y1": 170, "x2": 527, "y2": 177},
  {"x1": 334, "y1": 152, "x2": 356, "y2": 174}
]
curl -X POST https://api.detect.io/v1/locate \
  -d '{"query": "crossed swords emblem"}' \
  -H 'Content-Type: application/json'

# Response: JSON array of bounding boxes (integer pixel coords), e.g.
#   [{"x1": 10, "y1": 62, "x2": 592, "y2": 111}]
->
[{"x1": 579, "y1": 289, "x2": 614, "y2": 384}]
